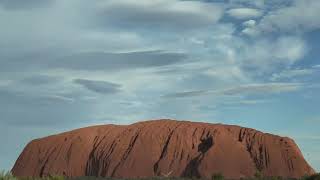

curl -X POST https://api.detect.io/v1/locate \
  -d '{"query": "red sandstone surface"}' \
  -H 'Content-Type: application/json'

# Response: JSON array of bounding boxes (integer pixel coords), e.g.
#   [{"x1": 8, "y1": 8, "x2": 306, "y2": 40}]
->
[{"x1": 12, "y1": 119, "x2": 315, "y2": 179}]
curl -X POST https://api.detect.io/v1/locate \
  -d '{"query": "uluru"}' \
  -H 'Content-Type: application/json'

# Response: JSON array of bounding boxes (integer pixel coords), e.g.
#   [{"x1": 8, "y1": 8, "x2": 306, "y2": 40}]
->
[{"x1": 12, "y1": 119, "x2": 315, "y2": 179}]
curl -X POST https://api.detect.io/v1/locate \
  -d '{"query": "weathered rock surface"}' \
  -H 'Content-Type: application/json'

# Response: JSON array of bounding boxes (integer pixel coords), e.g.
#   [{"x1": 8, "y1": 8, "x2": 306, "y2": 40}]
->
[{"x1": 12, "y1": 120, "x2": 315, "y2": 179}]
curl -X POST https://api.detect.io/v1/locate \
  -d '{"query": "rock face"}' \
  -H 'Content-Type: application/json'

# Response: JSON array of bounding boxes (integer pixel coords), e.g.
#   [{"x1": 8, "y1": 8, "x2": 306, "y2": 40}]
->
[{"x1": 12, "y1": 120, "x2": 315, "y2": 179}]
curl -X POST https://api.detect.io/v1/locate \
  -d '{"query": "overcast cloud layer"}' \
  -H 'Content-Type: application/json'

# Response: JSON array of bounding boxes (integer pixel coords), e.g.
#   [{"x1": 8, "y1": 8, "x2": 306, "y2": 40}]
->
[{"x1": 0, "y1": 0, "x2": 320, "y2": 172}]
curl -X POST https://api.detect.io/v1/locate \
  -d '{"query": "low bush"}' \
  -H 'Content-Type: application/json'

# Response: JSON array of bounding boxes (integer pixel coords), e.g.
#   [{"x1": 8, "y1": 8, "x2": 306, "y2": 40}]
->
[
  {"x1": 212, "y1": 173, "x2": 224, "y2": 180},
  {"x1": 304, "y1": 174, "x2": 320, "y2": 180}
]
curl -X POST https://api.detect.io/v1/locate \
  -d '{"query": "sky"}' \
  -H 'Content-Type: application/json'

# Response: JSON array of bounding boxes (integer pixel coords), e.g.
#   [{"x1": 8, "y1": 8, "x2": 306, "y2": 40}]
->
[{"x1": 0, "y1": 0, "x2": 319, "y2": 172}]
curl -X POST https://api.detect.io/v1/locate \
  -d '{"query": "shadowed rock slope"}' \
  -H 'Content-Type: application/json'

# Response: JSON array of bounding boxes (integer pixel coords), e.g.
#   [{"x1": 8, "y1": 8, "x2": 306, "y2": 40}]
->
[{"x1": 12, "y1": 120, "x2": 315, "y2": 179}]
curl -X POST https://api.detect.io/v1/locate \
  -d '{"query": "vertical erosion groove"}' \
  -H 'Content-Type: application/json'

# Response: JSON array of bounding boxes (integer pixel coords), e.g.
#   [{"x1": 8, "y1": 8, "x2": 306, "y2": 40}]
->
[
  {"x1": 153, "y1": 129, "x2": 176, "y2": 175},
  {"x1": 153, "y1": 124, "x2": 182, "y2": 176},
  {"x1": 85, "y1": 136, "x2": 101, "y2": 176},
  {"x1": 39, "y1": 147, "x2": 57, "y2": 177},
  {"x1": 238, "y1": 128, "x2": 266, "y2": 172},
  {"x1": 111, "y1": 130, "x2": 140, "y2": 176}
]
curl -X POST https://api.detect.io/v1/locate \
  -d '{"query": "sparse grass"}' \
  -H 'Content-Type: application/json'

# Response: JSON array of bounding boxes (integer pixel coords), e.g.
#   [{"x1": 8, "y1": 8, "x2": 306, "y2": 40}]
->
[
  {"x1": 0, "y1": 171, "x2": 18, "y2": 180},
  {"x1": 1, "y1": 171, "x2": 319, "y2": 180}
]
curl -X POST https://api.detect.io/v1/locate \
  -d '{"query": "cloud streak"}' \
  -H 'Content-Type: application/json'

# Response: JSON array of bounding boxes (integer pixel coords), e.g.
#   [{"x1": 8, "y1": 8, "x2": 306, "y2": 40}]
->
[
  {"x1": 0, "y1": 0, "x2": 54, "y2": 10},
  {"x1": 163, "y1": 83, "x2": 304, "y2": 98},
  {"x1": 20, "y1": 75, "x2": 61, "y2": 85},
  {"x1": 53, "y1": 50, "x2": 187, "y2": 71},
  {"x1": 96, "y1": 0, "x2": 223, "y2": 29},
  {"x1": 73, "y1": 79, "x2": 122, "y2": 94},
  {"x1": 227, "y1": 8, "x2": 263, "y2": 19},
  {"x1": 271, "y1": 69, "x2": 315, "y2": 81}
]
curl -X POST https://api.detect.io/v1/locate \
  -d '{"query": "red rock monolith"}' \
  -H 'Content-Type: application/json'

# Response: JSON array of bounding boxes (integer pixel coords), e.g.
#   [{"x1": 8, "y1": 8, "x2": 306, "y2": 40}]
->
[{"x1": 12, "y1": 120, "x2": 315, "y2": 179}]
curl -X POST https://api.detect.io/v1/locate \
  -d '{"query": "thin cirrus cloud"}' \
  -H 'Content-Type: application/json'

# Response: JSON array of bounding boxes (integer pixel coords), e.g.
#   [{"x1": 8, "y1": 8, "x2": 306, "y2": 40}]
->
[
  {"x1": 270, "y1": 69, "x2": 315, "y2": 81},
  {"x1": 19, "y1": 75, "x2": 61, "y2": 86},
  {"x1": 0, "y1": 88, "x2": 91, "y2": 128},
  {"x1": 0, "y1": 0, "x2": 54, "y2": 10},
  {"x1": 52, "y1": 50, "x2": 187, "y2": 71},
  {"x1": 313, "y1": 65, "x2": 320, "y2": 68},
  {"x1": 0, "y1": 89, "x2": 73, "y2": 105},
  {"x1": 73, "y1": 79, "x2": 122, "y2": 95},
  {"x1": 95, "y1": 0, "x2": 223, "y2": 29},
  {"x1": 163, "y1": 83, "x2": 304, "y2": 98},
  {"x1": 0, "y1": 50, "x2": 187, "y2": 72},
  {"x1": 227, "y1": 8, "x2": 263, "y2": 19}
]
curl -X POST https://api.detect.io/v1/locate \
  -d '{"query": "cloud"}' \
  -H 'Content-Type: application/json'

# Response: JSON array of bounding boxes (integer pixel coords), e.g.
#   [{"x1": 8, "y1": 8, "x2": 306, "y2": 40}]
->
[
  {"x1": 227, "y1": 8, "x2": 263, "y2": 19},
  {"x1": 0, "y1": 0, "x2": 54, "y2": 10},
  {"x1": 271, "y1": 36, "x2": 307, "y2": 61},
  {"x1": 53, "y1": 50, "x2": 186, "y2": 71},
  {"x1": 95, "y1": 0, "x2": 223, "y2": 29},
  {"x1": 0, "y1": 86, "x2": 99, "y2": 129},
  {"x1": 0, "y1": 50, "x2": 187, "y2": 72},
  {"x1": 163, "y1": 83, "x2": 303, "y2": 98},
  {"x1": 243, "y1": 20, "x2": 256, "y2": 27},
  {"x1": 20, "y1": 75, "x2": 61, "y2": 85},
  {"x1": 222, "y1": 83, "x2": 303, "y2": 95},
  {"x1": 0, "y1": 88, "x2": 74, "y2": 106},
  {"x1": 271, "y1": 69, "x2": 314, "y2": 81},
  {"x1": 73, "y1": 79, "x2": 122, "y2": 94},
  {"x1": 241, "y1": 20, "x2": 258, "y2": 35},
  {"x1": 234, "y1": 99, "x2": 270, "y2": 105},
  {"x1": 254, "y1": 0, "x2": 320, "y2": 33},
  {"x1": 242, "y1": 27, "x2": 259, "y2": 36},
  {"x1": 212, "y1": 98, "x2": 273, "y2": 108},
  {"x1": 227, "y1": 0, "x2": 266, "y2": 8},
  {"x1": 240, "y1": 36, "x2": 307, "y2": 72},
  {"x1": 312, "y1": 65, "x2": 320, "y2": 69}
]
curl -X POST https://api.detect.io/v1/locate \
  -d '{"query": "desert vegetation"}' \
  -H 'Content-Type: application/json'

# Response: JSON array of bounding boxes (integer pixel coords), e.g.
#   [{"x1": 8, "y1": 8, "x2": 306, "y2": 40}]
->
[{"x1": 1, "y1": 171, "x2": 319, "y2": 180}]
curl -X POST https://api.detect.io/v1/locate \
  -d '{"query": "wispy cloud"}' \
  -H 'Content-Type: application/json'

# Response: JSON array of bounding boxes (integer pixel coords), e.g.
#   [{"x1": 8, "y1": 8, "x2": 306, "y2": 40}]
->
[
  {"x1": 53, "y1": 50, "x2": 186, "y2": 71},
  {"x1": 227, "y1": 8, "x2": 263, "y2": 19},
  {"x1": 96, "y1": 0, "x2": 223, "y2": 29},
  {"x1": 73, "y1": 79, "x2": 122, "y2": 94},
  {"x1": 163, "y1": 83, "x2": 304, "y2": 98},
  {"x1": 240, "y1": 36, "x2": 307, "y2": 72},
  {"x1": 0, "y1": 88, "x2": 74, "y2": 106},
  {"x1": 0, "y1": 0, "x2": 54, "y2": 10},
  {"x1": 271, "y1": 69, "x2": 315, "y2": 81},
  {"x1": 20, "y1": 75, "x2": 61, "y2": 85}
]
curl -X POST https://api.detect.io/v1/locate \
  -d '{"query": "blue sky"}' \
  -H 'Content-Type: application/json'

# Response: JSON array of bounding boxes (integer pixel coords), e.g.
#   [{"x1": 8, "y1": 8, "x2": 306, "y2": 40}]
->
[{"x1": 0, "y1": 0, "x2": 319, "y2": 172}]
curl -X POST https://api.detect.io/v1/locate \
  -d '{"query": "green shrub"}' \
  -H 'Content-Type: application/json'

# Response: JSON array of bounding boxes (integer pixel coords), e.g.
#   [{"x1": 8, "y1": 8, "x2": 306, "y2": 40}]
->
[
  {"x1": 270, "y1": 176, "x2": 283, "y2": 180},
  {"x1": 47, "y1": 176, "x2": 65, "y2": 180},
  {"x1": 305, "y1": 174, "x2": 320, "y2": 180},
  {"x1": 212, "y1": 173, "x2": 224, "y2": 180},
  {"x1": 254, "y1": 171, "x2": 263, "y2": 179}
]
